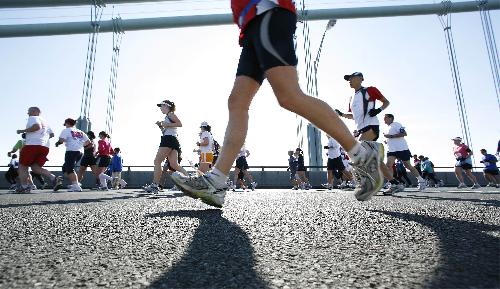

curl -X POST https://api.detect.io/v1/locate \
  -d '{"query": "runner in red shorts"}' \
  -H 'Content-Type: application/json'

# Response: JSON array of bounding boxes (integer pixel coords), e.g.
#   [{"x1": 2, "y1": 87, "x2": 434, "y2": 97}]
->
[{"x1": 15, "y1": 107, "x2": 62, "y2": 193}]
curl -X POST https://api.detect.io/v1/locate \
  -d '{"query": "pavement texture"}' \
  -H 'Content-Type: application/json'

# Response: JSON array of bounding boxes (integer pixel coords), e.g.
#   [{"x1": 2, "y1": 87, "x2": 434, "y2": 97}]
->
[{"x1": 0, "y1": 187, "x2": 499, "y2": 289}]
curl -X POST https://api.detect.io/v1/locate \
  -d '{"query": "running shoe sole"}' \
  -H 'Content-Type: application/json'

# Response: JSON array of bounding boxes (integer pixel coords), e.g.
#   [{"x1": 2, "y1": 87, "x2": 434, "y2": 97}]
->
[{"x1": 354, "y1": 141, "x2": 385, "y2": 201}]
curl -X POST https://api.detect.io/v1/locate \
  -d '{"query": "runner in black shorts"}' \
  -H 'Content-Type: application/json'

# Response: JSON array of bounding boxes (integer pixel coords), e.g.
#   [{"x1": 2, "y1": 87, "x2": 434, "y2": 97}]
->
[
  {"x1": 78, "y1": 131, "x2": 98, "y2": 186},
  {"x1": 358, "y1": 125, "x2": 380, "y2": 141},
  {"x1": 295, "y1": 148, "x2": 311, "y2": 189},
  {"x1": 171, "y1": 1, "x2": 385, "y2": 207}
]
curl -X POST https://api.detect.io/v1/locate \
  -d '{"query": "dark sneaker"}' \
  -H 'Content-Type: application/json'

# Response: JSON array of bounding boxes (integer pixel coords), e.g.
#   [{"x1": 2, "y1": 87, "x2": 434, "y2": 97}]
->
[
  {"x1": 417, "y1": 180, "x2": 427, "y2": 191},
  {"x1": 53, "y1": 176, "x2": 63, "y2": 192},
  {"x1": 15, "y1": 186, "x2": 31, "y2": 194},
  {"x1": 383, "y1": 183, "x2": 405, "y2": 195},
  {"x1": 171, "y1": 172, "x2": 226, "y2": 208},
  {"x1": 143, "y1": 184, "x2": 159, "y2": 194},
  {"x1": 351, "y1": 141, "x2": 384, "y2": 201}
]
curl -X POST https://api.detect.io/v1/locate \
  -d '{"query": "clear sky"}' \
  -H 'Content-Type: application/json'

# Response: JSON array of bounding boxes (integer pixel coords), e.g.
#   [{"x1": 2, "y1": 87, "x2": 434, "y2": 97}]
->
[{"x1": 1, "y1": 0, "x2": 499, "y2": 170}]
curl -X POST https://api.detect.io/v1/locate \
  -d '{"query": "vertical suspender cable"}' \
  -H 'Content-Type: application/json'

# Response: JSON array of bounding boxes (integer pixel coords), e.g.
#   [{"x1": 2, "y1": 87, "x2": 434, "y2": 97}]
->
[
  {"x1": 78, "y1": 1, "x2": 103, "y2": 132},
  {"x1": 438, "y1": 0, "x2": 474, "y2": 163},
  {"x1": 477, "y1": 0, "x2": 500, "y2": 111},
  {"x1": 105, "y1": 14, "x2": 123, "y2": 135}
]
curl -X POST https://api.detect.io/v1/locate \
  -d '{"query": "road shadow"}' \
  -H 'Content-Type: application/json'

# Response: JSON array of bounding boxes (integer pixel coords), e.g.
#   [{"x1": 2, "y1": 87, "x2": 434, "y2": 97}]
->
[
  {"x1": 392, "y1": 194, "x2": 500, "y2": 208},
  {"x1": 145, "y1": 209, "x2": 269, "y2": 289},
  {"x1": 371, "y1": 210, "x2": 500, "y2": 289},
  {"x1": 0, "y1": 194, "x2": 140, "y2": 209}
]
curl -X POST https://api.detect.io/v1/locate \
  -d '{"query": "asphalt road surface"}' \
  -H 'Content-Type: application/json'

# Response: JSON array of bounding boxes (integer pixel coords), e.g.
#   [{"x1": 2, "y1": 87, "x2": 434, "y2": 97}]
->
[{"x1": 1, "y1": 187, "x2": 499, "y2": 289}]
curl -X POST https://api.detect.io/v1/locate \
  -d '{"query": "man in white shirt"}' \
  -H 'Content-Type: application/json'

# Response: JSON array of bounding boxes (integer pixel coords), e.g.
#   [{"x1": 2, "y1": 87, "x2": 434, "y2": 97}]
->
[
  {"x1": 55, "y1": 118, "x2": 91, "y2": 192},
  {"x1": 322, "y1": 136, "x2": 352, "y2": 190},
  {"x1": 196, "y1": 122, "x2": 214, "y2": 173},
  {"x1": 383, "y1": 114, "x2": 426, "y2": 192},
  {"x1": 336, "y1": 72, "x2": 405, "y2": 195},
  {"x1": 15, "y1": 107, "x2": 62, "y2": 193}
]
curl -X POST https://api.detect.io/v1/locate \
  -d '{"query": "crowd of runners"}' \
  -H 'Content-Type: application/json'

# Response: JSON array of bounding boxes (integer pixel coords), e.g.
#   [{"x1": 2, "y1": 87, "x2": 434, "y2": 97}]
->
[{"x1": 5, "y1": 0, "x2": 500, "y2": 208}]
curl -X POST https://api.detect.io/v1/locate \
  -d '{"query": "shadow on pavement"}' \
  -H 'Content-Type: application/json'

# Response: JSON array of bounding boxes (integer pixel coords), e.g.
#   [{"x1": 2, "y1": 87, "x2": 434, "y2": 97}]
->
[
  {"x1": 145, "y1": 209, "x2": 269, "y2": 289},
  {"x1": 372, "y1": 210, "x2": 500, "y2": 289},
  {"x1": 0, "y1": 194, "x2": 139, "y2": 209},
  {"x1": 392, "y1": 194, "x2": 500, "y2": 208}
]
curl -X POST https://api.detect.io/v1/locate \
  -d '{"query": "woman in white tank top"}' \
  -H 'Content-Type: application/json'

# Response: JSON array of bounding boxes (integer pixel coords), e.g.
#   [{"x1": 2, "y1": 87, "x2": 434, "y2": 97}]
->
[{"x1": 144, "y1": 100, "x2": 188, "y2": 193}]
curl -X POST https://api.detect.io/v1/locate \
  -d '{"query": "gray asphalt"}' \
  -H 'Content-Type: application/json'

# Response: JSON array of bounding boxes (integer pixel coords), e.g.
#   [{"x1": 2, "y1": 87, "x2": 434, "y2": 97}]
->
[{"x1": 0, "y1": 187, "x2": 499, "y2": 289}]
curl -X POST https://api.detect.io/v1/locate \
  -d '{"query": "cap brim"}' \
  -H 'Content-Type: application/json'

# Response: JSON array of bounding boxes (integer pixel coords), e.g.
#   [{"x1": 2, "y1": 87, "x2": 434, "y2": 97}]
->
[
  {"x1": 156, "y1": 104, "x2": 162, "y2": 107},
  {"x1": 344, "y1": 75, "x2": 351, "y2": 81}
]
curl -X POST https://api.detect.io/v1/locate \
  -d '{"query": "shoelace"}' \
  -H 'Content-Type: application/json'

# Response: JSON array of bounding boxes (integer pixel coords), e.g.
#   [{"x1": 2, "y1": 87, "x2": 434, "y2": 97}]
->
[{"x1": 185, "y1": 176, "x2": 210, "y2": 190}]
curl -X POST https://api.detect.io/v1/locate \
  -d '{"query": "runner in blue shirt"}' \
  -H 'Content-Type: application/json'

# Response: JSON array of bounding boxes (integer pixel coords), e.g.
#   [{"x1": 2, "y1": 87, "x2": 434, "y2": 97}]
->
[{"x1": 480, "y1": 149, "x2": 499, "y2": 188}]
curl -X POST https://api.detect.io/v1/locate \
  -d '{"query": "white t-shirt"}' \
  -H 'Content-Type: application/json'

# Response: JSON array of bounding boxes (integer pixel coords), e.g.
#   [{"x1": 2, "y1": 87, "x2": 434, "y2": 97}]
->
[
  {"x1": 385, "y1": 121, "x2": 409, "y2": 152},
  {"x1": 199, "y1": 131, "x2": 214, "y2": 153},
  {"x1": 238, "y1": 147, "x2": 249, "y2": 158},
  {"x1": 257, "y1": 0, "x2": 277, "y2": 15},
  {"x1": 24, "y1": 116, "x2": 50, "y2": 146},
  {"x1": 348, "y1": 87, "x2": 383, "y2": 130},
  {"x1": 59, "y1": 127, "x2": 90, "y2": 152},
  {"x1": 327, "y1": 137, "x2": 341, "y2": 159},
  {"x1": 9, "y1": 159, "x2": 19, "y2": 169}
]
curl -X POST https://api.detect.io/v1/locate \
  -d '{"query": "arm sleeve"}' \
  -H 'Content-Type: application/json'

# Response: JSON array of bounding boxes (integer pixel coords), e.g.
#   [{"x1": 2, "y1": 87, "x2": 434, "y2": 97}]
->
[
  {"x1": 13, "y1": 140, "x2": 23, "y2": 151},
  {"x1": 367, "y1": 86, "x2": 384, "y2": 101}
]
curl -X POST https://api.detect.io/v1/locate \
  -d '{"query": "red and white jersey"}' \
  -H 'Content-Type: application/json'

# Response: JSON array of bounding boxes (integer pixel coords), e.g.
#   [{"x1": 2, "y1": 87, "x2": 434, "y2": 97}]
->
[
  {"x1": 59, "y1": 127, "x2": 89, "y2": 152},
  {"x1": 231, "y1": 0, "x2": 296, "y2": 32},
  {"x1": 348, "y1": 86, "x2": 384, "y2": 130}
]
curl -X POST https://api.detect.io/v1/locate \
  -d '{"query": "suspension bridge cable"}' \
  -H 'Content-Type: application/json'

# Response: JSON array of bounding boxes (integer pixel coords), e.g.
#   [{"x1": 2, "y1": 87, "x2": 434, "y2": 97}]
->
[
  {"x1": 477, "y1": 0, "x2": 500, "y2": 111},
  {"x1": 438, "y1": 0, "x2": 474, "y2": 162}
]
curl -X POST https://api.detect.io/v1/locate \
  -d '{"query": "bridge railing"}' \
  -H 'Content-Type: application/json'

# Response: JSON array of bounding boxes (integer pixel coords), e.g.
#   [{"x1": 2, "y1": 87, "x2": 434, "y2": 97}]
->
[{"x1": 0, "y1": 165, "x2": 485, "y2": 172}]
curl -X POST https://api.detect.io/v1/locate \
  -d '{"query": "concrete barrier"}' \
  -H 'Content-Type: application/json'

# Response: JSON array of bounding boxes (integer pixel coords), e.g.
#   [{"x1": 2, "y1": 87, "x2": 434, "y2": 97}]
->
[{"x1": 0, "y1": 169, "x2": 492, "y2": 189}]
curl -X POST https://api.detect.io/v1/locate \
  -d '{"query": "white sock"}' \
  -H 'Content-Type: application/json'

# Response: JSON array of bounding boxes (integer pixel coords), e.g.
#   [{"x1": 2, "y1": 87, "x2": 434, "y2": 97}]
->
[
  {"x1": 99, "y1": 173, "x2": 112, "y2": 187},
  {"x1": 347, "y1": 142, "x2": 366, "y2": 163},
  {"x1": 207, "y1": 168, "x2": 228, "y2": 187}
]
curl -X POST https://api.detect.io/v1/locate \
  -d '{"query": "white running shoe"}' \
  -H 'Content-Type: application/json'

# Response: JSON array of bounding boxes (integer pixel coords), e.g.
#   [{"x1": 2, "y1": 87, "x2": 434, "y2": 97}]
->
[
  {"x1": 457, "y1": 183, "x2": 467, "y2": 189},
  {"x1": 351, "y1": 141, "x2": 384, "y2": 201},
  {"x1": 119, "y1": 179, "x2": 127, "y2": 189},
  {"x1": 31, "y1": 184, "x2": 37, "y2": 190},
  {"x1": 171, "y1": 172, "x2": 226, "y2": 208},
  {"x1": 418, "y1": 180, "x2": 427, "y2": 191},
  {"x1": 250, "y1": 181, "x2": 258, "y2": 190},
  {"x1": 321, "y1": 183, "x2": 332, "y2": 190},
  {"x1": 382, "y1": 183, "x2": 405, "y2": 196},
  {"x1": 68, "y1": 184, "x2": 83, "y2": 192},
  {"x1": 470, "y1": 184, "x2": 481, "y2": 189}
]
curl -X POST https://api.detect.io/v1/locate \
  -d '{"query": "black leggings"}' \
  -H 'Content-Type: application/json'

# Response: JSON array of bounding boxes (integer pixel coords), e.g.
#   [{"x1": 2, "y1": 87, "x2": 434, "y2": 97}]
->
[
  {"x1": 423, "y1": 172, "x2": 441, "y2": 185},
  {"x1": 5, "y1": 167, "x2": 18, "y2": 184},
  {"x1": 395, "y1": 170, "x2": 412, "y2": 186},
  {"x1": 30, "y1": 171, "x2": 46, "y2": 185}
]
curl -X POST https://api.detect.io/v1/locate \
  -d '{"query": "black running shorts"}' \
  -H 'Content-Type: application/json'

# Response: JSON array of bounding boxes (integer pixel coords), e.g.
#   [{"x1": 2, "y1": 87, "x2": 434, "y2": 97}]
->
[
  {"x1": 62, "y1": 151, "x2": 83, "y2": 174},
  {"x1": 484, "y1": 168, "x2": 499, "y2": 175},
  {"x1": 358, "y1": 125, "x2": 380, "y2": 141},
  {"x1": 327, "y1": 156, "x2": 345, "y2": 172},
  {"x1": 80, "y1": 153, "x2": 96, "y2": 167},
  {"x1": 96, "y1": 155, "x2": 111, "y2": 168},
  {"x1": 160, "y1": 135, "x2": 181, "y2": 152},
  {"x1": 236, "y1": 8, "x2": 298, "y2": 84},
  {"x1": 387, "y1": 150, "x2": 412, "y2": 162},
  {"x1": 236, "y1": 156, "x2": 249, "y2": 170}
]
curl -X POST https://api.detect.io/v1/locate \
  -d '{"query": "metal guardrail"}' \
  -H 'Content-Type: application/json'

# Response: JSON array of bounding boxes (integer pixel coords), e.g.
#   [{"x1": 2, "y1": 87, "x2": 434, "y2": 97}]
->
[{"x1": 0, "y1": 165, "x2": 486, "y2": 171}]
